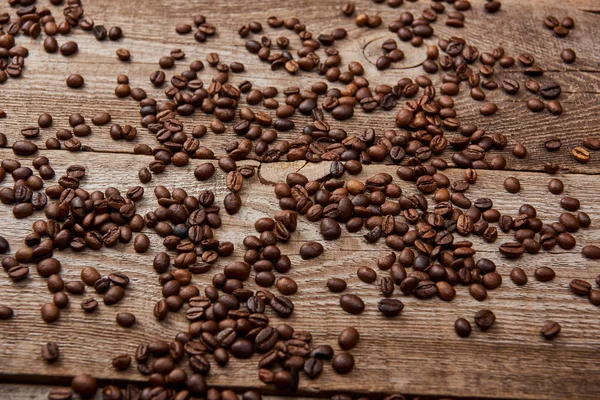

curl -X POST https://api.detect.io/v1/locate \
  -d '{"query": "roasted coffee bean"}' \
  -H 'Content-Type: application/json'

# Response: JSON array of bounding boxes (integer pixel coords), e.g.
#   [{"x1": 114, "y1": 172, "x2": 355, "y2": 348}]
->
[
  {"x1": 540, "y1": 321, "x2": 561, "y2": 340},
  {"x1": 299, "y1": 241, "x2": 324, "y2": 259},
  {"x1": 0, "y1": 305, "x2": 14, "y2": 320},
  {"x1": 510, "y1": 267, "x2": 528, "y2": 286},
  {"x1": 534, "y1": 267, "x2": 555, "y2": 282},
  {"x1": 454, "y1": 317, "x2": 471, "y2": 337},
  {"x1": 332, "y1": 352, "x2": 354, "y2": 374},
  {"x1": 66, "y1": 74, "x2": 84, "y2": 88},
  {"x1": 338, "y1": 327, "x2": 359, "y2": 350},
  {"x1": 339, "y1": 294, "x2": 364, "y2": 314},
  {"x1": 583, "y1": 245, "x2": 600, "y2": 260},
  {"x1": 474, "y1": 309, "x2": 495, "y2": 330},
  {"x1": 41, "y1": 341, "x2": 60, "y2": 363},
  {"x1": 116, "y1": 312, "x2": 136, "y2": 327},
  {"x1": 378, "y1": 298, "x2": 404, "y2": 317},
  {"x1": 71, "y1": 374, "x2": 98, "y2": 398}
]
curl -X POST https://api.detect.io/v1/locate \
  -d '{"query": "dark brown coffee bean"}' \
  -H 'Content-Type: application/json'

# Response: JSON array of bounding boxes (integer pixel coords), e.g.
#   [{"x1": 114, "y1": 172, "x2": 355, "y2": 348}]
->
[
  {"x1": 583, "y1": 245, "x2": 600, "y2": 260},
  {"x1": 116, "y1": 312, "x2": 136, "y2": 327},
  {"x1": 332, "y1": 352, "x2": 354, "y2": 374},
  {"x1": 510, "y1": 267, "x2": 528, "y2": 286},
  {"x1": 41, "y1": 303, "x2": 60, "y2": 323},
  {"x1": 474, "y1": 309, "x2": 495, "y2": 330},
  {"x1": 454, "y1": 317, "x2": 471, "y2": 337},
  {"x1": 339, "y1": 294, "x2": 364, "y2": 314},
  {"x1": 72, "y1": 374, "x2": 98, "y2": 398},
  {"x1": 66, "y1": 74, "x2": 84, "y2": 88},
  {"x1": 327, "y1": 278, "x2": 347, "y2": 292},
  {"x1": 134, "y1": 233, "x2": 150, "y2": 253},
  {"x1": 534, "y1": 267, "x2": 555, "y2": 282},
  {"x1": 338, "y1": 327, "x2": 359, "y2": 350},
  {"x1": 540, "y1": 321, "x2": 561, "y2": 340},
  {"x1": 41, "y1": 341, "x2": 60, "y2": 363},
  {"x1": 378, "y1": 298, "x2": 404, "y2": 317}
]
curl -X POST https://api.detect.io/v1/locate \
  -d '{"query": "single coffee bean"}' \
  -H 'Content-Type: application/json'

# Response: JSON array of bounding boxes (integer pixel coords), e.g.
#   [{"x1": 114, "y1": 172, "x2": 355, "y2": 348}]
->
[
  {"x1": 66, "y1": 74, "x2": 84, "y2": 88},
  {"x1": 572, "y1": 146, "x2": 590, "y2": 163},
  {"x1": 72, "y1": 374, "x2": 98, "y2": 398},
  {"x1": 540, "y1": 321, "x2": 561, "y2": 340},
  {"x1": 332, "y1": 352, "x2": 354, "y2": 374},
  {"x1": 560, "y1": 196, "x2": 580, "y2": 211},
  {"x1": 504, "y1": 177, "x2": 521, "y2": 193},
  {"x1": 112, "y1": 354, "x2": 132, "y2": 370},
  {"x1": 474, "y1": 309, "x2": 496, "y2": 330},
  {"x1": 299, "y1": 241, "x2": 324, "y2": 259},
  {"x1": 378, "y1": 298, "x2": 404, "y2": 317},
  {"x1": 583, "y1": 245, "x2": 600, "y2": 260},
  {"x1": 357, "y1": 266, "x2": 377, "y2": 283},
  {"x1": 338, "y1": 327, "x2": 359, "y2": 350},
  {"x1": 548, "y1": 179, "x2": 564, "y2": 194},
  {"x1": 0, "y1": 305, "x2": 14, "y2": 320},
  {"x1": 41, "y1": 303, "x2": 60, "y2": 323},
  {"x1": 134, "y1": 233, "x2": 150, "y2": 253},
  {"x1": 327, "y1": 278, "x2": 347, "y2": 292},
  {"x1": 454, "y1": 317, "x2": 471, "y2": 337},
  {"x1": 510, "y1": 267, "x2": 528, "y2": 286},
  {"x1": 534, "y1": 267, "x2": 555, "y2": 282},
  {"x1": 339, "y1": 294, "x2": 365, "y2": 314},
  {"x1": 116, "y1": 312, "x2": 136, "y2": 327},
  {"x1": 570, "y1": 279, "x2": 591, "y2": 296}
]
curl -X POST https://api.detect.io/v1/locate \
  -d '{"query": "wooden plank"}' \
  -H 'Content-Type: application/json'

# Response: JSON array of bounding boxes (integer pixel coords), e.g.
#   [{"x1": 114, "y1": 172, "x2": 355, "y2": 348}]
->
[
  {"x1": 0, "y1": 0, "x2": 598, "y2": 172},
  {"x1": 0, "y1": 384, "x2": 320, "y2": 400},
  {"x1": 1, "y1": 150, "x2": 600, "y2": 399}
]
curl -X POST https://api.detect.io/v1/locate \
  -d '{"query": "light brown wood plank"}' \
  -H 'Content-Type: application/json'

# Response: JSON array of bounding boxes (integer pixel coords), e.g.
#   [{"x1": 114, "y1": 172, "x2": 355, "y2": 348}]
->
[{"x1": 0, "y1": 150, "x2": 600, "y2": 399}]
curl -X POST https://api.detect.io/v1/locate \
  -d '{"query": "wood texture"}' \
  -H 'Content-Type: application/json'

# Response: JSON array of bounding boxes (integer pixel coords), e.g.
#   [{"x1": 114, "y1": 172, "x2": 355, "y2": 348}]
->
[{"x1": 0, "y1": 0, "x2": 600, "y2": 399}]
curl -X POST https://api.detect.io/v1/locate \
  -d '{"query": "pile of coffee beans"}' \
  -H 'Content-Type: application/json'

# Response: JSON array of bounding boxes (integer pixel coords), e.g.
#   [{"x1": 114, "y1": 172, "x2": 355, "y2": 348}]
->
[{"x1": 0, "y1": 0, "x2": 599, "y2": 399}]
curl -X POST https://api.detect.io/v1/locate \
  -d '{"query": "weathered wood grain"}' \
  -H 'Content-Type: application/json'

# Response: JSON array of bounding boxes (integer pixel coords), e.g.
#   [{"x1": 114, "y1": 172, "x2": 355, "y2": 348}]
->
[
  {"x1": 0, "y1": 384, "x2": 319, "y2": 400},
  {"x1": 1, "y1": 0, "x2": 600, "y2": 398},
  {"x1": 1, "y1": 150, "x2": 600, "y2": 399}
]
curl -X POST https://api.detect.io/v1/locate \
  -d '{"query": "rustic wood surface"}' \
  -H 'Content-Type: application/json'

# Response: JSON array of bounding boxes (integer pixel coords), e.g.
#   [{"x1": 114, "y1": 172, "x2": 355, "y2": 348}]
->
[{"x1": 1, "y1": 0, "x2": 600, "y2": 399}]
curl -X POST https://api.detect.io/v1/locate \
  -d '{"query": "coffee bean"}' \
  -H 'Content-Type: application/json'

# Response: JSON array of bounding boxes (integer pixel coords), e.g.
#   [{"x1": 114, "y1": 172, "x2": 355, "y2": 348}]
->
[
  {"x1": 510, "y1": 267, "x2": 528, "y2": 286},
  {"x1": 332, "y1": 352, "x2": 354, "y2": 374},
  {"x1": 41, "y1": 303, "x2": 60, "y2": 323},
  {"x1": 499, "y1": 242, "x2": 525, "y2": 258},
  {"x1": 116, "y1": 312, "x2": 136, "y2": 327},
  {"x1": 48, "y1": 388, "x2": 73, "y2": 400},
  {"x1": 527, "y1": 98, "x2": 545, "y2": 112},
  {"x1": 60, "y1": 41, "x2": 78, "y2": 56},
  {"x1": 474, "y1": 310, "x2": 495, "y2": 330},
  {"x1": 378, "y1": 298, "x2": 404, "y2": 317},
  {"x1": 338, "y1": 327, "x2": 359, "y2": 350},
  {"x1": 534, "y1": 267, "x2": 555, "y2": 282},
  {"x1": 357, "y1": 266, "x2": 377, "y2": 283},
  {"x1": 72, "y1": 374, "x2": 97, "y2": 398},
  {"x1": 80, "y1": 266, "x2": 101, "y2": 286},
  {"x1": 480, "y1": 102, "x2": 498, "y2": 116},
  {"x1": 570, "y1": 279, "x2": 591, "y2": 296},
  {"x1": 548, "y1": 179, "x2": 564, "y2": 194},
  {"x1": 560, "y1": 196, "x2": 580, "y2": 212},
  {"x1": 572, "y1": 146, "x2": 590, "y2": 163},
  {"x1": 134, "y1": 233, "x2": 150, "y2": 253},
  {"x1": 340, "y1": 294, "x2": 364, "y2": 314},
  {"x1": 327, "y1": 278, "x2": 347, "y2": 292},
  {"x1": 81, "y1": 298, "x2": 99, "y2": 312},
  {"x1": 66, "y1": 74, "x2": 84, "y2": 88},
  {"x1": 583, "y1": 245, "x2": 600, "y2": 260},
  {"x1": 561, "y1": 48, "x2": 576, "y2": 64},
  {"x1": 504, "y1": 177, "x2": 521, "y2": 193},
  {"x1": 299, "y1": 241, "x2": 323, "y2": 259},
  {"x1": 454, "y1": 317, "x2": 472, "y2": 337},
  {"x1": 540, "y1": 321, "x2": 561, "y2": 340},
  {"x1": 0, "y1": 305, "x2": 13, "y2": 320}
]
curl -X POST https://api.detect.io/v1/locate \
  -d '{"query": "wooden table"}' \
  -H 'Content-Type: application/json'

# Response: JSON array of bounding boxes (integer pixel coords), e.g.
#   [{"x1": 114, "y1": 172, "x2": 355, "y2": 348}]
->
[{"x1": 1, "y1": 0, "x2": 600, "y2": 398}]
